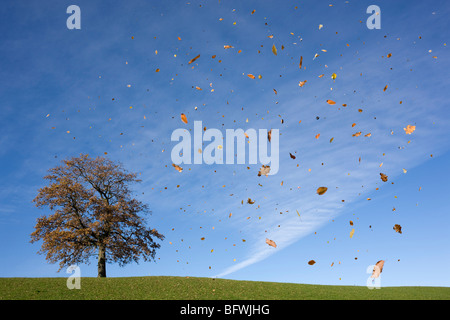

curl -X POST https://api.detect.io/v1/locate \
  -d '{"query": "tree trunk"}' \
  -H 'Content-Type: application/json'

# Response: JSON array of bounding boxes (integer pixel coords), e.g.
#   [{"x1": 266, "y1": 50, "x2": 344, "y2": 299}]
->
[{"x1": 97, "y1": 244, "x2": 106, "y2": 278}]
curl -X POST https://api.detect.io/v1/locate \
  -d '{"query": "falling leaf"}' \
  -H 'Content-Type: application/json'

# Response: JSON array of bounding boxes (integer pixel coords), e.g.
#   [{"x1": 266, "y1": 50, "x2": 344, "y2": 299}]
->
[
  {"x1": 402, "y1": 168, "x2": 407, "y2": 174},
  {"x1": 272, "y1": 44, "x2": 277, "y2": 56},
  {"x1": 181, "y1": 113, "x2": 188, "y2": 124},
  {"x1": 265, "y1": 238, "x2": 277, "y2": 248},
  {"x1": 188, "y1": 54, "x2": 201, "y2": 64},
  {"x1": 258, "y1": 165, "x2": 271, "y2": 177},
  {"x1": 273, "y1": 88, "x2": 277, "y2": 95},
  {"x1": 393, "y1": 224, "x2": 402, "y2": 234},
  {"x1": 308, "y1": 260, "x2": 316, "y2": 265},
  {"x1": 172, "y1": 164, "x2": 183, "y2": 172},
  {"x1": 350, "y1": 228, "x2": 355, "y2": 238},
  {"x1": 387, "y1": 53, "x2": 392, "y2": 58},
  {"x1": 371, "y1": 260, "x2": 385, "y2": 278},
  {"x1": 352, "y1": 132, "x2": 362, "y2": 137},
  {"x1": 299, "y1": 56, "x2": 303, "y2": 68},
  {"x1": 289, "y1": 153, "x2": 296, "y2": 159},
  {"x1": 326, "y1": 99, "x2": 336, "y2": 105},
  {"x1": 349, "y1": 220, "x2": 354, "y2": 226},
  {"x1": 247, "y1": 74, "x2": 256, "y2": 79},
  {"x1": 224, "y1": 45, "x2": 234, "y2": 49},
  {"x1": 380, "y1": 173, "x2": 388, "y2": 182},
  {"x1": 247, "y1": 198, "x2": 255, "y2": 204},
  {"x1": 404, "y1": 125, "x2": 416, "y2": 134},
  {"x1": 316, "y1": 187, "x2": 328, "y2": 195},
  {"x1": 319, "y1": 24, "x2": 323, "y2": 30},
  {"x1": 331, "y1": 73, "x2": 337, "y2": 80},
  {"x1": 383, "y1": 85, "x2": 388, "y2": 92},
  {"x1": 298, "y1": 80, "x2": 307, "y2": 87},
  {"x1": 268, "y1": 129, "x2": 272, "y2": 142}
]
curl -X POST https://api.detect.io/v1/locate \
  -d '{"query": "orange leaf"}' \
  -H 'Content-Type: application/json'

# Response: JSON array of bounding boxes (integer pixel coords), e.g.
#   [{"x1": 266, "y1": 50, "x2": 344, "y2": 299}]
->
[
  {"x1": 371, "y1": 260, "x2": 385, "y2": 278},
  {"x1": 316, "y1": 187, "x2": 328, "y2": 195},
  {"x1": 326, "y1": 99, "x2": 336, "y2": 105},
  {"x1": 181, "y1": 113, "x2": 188, "y2": 124},
  {"x1": 265, "y1": 238, "x2": 277, "y2": 248},
  {"x1": 404, "y1": 125, "x2": 416, "y2": 134}
]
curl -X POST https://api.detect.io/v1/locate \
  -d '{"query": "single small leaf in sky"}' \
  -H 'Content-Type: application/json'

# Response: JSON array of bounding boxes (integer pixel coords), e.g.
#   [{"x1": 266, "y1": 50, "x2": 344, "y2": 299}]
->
[
  {"x1": 404, "y1": 125, "x2": 416, "y2": 134},
  {"x1": 188, "y1": 54, "x2": 200, "y2": 64},
  {"x1": 247, "y1": 74, "x2": 256, "y2": 79},
  {"x1": 326, "y1": 99, "x2": 336, "y2": 105},
  {"x1": 247, "y1": 198, "x2": 255, "y2": 204},
  {"x1": 268, "y1": 129, "x2": 272, "y2": 142},
  {"x1": 224, "y1": 45, "x2": 233, "y2": 49},
  {"x1": 331, "y1": 73, "x2": 337, "y2": 80},
  {"x1": 371, "y1": 260, "x2": 385, "y2": 278},
  {"x1": 289, "y1": 153, "x2": 296, "y2": 159},
  {"x1": 258, "y1": 165, "x2": 271, "y2": 177},
  {"x1": 299, "y1": 80, "x2": 307, "y2": 87},
  {"x1": 350, "y1": 228, "x2": 355, "y2": 238},
  {"x1": 308, "y1": 260, "x2": 316, "y2": 265},
  {"x1": 299, "y1": 56, "x2": 303, "y2": 68},
  {"x1": 181, "y1": 113, "x2": 188, "y2": 124},
  {"x1": 172, "y1": 164, "x2": 183, "y2": 172},
  {"x1": 316, "y1": 187, "x2": 328, "y2": 195},
  {"x1": 393, "y1": 224, "x2": 402, "y2": 234},
  {"x1": 383, "y1": 85, "x2": 388, "y2": 92},
  {"x1": 272, "y1": 44, "x2": 277, "y2": 55},
  {"x1": 380, "y1": 173, "x2": 388, "y2": 182},
  {"x1": 265, "y1": 238, "x2": 277, "y2": 248}
]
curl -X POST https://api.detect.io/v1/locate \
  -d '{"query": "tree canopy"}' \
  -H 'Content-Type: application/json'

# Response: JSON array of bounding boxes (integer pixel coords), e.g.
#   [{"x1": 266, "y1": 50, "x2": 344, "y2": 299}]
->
[{"x1": 31, "y1": 154, "x2": 164, "y2": 277}]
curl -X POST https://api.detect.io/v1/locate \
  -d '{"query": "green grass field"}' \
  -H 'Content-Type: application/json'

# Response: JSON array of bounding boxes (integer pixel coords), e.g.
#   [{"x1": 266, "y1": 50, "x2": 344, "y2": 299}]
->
[{"x1": 1, "y1": 276, "x2": 449, "y2": 300}]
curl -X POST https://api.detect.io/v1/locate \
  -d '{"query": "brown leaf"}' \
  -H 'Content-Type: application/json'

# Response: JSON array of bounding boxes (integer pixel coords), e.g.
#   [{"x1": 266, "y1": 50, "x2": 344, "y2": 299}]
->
[
  {"x1": 380, "y1": 173, "x2": 388, "y2": 182},
  {"x1": 265, "y1": 238, "x2": 277, "y2": 248},
  {"x1": 316, "y1": 187, "x2": 328, "y2": 195},
  {"x1": 289, "y1": 153, "x2": 296, "y2": 159},
  {"x1": 308, "y1": 260, "x2": 316, "y2": 265},
  {"x1": 188, "y1": 54, "x2": 201, "y2": 64},
  {"x1": 268, "y1": 129, "x2": 272, "y2": 142},
  {"x1": 393, "y1": 224, "x2": 402, "y2": 234},
  {"x1": 272, "y1": 44, "x2": 277, "y2": 56},
  {"x1": 247, "y1": 198, "x2": 255, "y2": 204},
  {"x1": 299, "y1": 56, "x2": 303, "y2": 69}
]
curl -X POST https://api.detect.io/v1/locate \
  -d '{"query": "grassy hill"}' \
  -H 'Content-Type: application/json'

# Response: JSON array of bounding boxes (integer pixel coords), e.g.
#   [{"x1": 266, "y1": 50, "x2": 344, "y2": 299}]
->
[{"x1": 1, "y1": 276, "x2": 449, "y2": 300}]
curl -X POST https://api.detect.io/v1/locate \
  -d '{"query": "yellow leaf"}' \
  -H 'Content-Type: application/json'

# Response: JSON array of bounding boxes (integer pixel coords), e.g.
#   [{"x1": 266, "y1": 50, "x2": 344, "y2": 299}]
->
[{"x1": 272, "y1": 44, "x2": 277, "y2": 56}]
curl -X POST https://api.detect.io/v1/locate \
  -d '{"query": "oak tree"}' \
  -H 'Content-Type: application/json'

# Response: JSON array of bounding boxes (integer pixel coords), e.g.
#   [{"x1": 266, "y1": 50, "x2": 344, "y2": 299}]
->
[{"x1": 31, "y1": 154, "x2": 164, "y2": 277}]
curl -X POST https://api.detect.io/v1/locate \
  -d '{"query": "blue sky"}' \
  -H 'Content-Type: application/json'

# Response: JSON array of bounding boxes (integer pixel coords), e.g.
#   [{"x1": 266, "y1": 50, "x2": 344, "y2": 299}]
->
[{"x1": 1, "y1": 0, "x2": 449, "y2": 288}]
